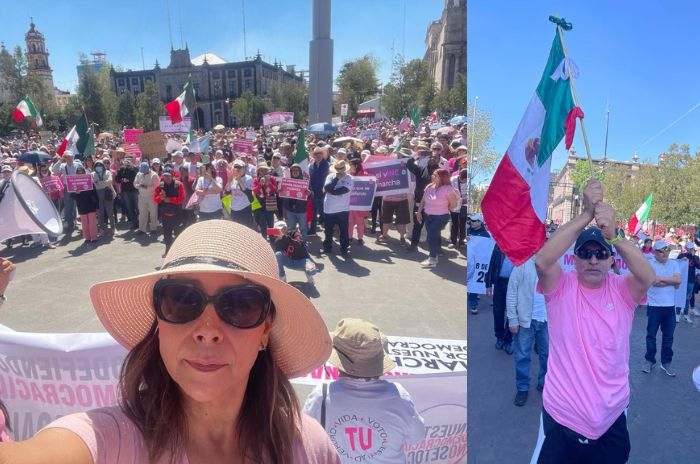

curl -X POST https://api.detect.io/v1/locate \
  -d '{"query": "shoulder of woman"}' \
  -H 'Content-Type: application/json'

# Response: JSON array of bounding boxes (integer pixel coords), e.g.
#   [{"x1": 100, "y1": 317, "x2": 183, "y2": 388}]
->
[{"x1": 297, "y1": 414, "x2": 340, "y2": 463}]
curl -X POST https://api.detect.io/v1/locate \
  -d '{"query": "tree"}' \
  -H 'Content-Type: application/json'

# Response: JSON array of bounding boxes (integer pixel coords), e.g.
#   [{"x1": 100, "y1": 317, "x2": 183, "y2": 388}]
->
[
  {"x1": 570, "y1": 159, "x2": 605, "y2": 191},
  {"x1": 468, "y1": 104, "x2": 499, "y2": 185},
  {"x1": 117, "y1": 91, "x2": 136, "y2": 128},
  {"x1": 336, "y1": 55, "x2": 379, "y2": 118},
  {"x1": 230, "y1": 91, "x2": 270, "y2": 127},
  {"x1": 267, "y1": 81, "x2": 307, "y2": 124},
  {"x1": 78, "y1": 65, "x2": 106, "y2": 128},
  {"x1": 133, "y1": 81, "x2": 162, "y2": 131}
]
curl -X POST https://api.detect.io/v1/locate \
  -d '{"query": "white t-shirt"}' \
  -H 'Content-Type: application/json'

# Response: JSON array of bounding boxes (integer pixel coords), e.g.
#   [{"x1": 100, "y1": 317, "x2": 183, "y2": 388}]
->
[
  {"x1": 323, "y1": 173, "x2": 354, "y2": 214},
  {"x1": 227, "y1": 174, "x2": 253, "y2": 211},
  {"x1": 195, "y1": 176, "x2": 223, "y2": 213},
  {"x1": 304, "y1": 377, "x2": 425, "y2": 464},
  {"x1": 646, "y1": 258, "x2": 680, "y2": 307}
]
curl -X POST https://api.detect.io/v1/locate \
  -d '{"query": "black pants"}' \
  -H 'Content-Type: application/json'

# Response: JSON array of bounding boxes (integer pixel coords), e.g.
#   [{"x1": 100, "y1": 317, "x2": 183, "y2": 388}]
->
[
  {"x1": 370, "y1": 196, "x2": 383, "y2": 231},
  {"x1": 449, "y1": 207, "x2": 467, "y2": 245},
  {"x1": 323, "y1": 211, "x2": 349, "y2": 253},
  {"x1": 410, "y1": 203, "x2": 424, "y2": 246},
  {"x1": 493, "y1": 277, "x2": 512, "y2": 343},
  {"x1": 162, "y1": 213, "x2": 181, "y2": 253},
  {"x1": 645, "y1": 305, "x2": 676, "y2": 365},
  {"x1": 536, "y1": 408, "x2": 630, "y2": 464}
]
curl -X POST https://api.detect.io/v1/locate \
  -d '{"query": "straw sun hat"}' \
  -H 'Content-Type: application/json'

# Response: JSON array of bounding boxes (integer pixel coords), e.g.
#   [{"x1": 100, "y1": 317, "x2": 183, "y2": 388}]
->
[
  {"x1": 328, "y1": 318, "x2": 395, "y2": 378},
  {"x1": 90, "y1": 220, "x2": 332, "y2": 378}
]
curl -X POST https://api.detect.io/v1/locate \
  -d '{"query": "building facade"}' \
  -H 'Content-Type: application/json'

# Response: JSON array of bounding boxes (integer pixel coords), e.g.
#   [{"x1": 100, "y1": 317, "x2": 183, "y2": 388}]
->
[
  {"x1": 25, "y1": 21, "x2": 55, "y2": 93},
  {"x1": 424, "y1": 0, "x2": 466, "y2": 91},
  {"x1": 111, "y1": 48, "x2": 304, "y2": 129}
]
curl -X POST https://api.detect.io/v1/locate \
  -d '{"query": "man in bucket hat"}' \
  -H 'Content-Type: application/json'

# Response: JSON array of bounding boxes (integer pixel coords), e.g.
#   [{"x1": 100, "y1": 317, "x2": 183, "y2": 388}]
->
[{"x1": 304, "y1": 318, "x2": 425, "y2": 463}]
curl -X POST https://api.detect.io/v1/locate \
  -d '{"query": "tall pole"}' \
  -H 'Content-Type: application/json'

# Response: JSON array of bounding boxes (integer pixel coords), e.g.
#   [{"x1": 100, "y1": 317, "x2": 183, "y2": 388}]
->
[
  {"x1": 402, "y1": 0, "x2": 406, "y2": 57},
  {"x1": 140, "y1": 47, "x2": 145, "y2": 70},
  {"x1": 603, "y1": 105, "x2": 610, "y2": 162},
  {"x1": 178, "y1": 0, "x2": 184, "y2": 49},
  {"x1": 242, "y1": 0, "x2": 248, "y2": 59},
  {"x1": 165, "y1": 0, "x2": 174, "y2": 49}
]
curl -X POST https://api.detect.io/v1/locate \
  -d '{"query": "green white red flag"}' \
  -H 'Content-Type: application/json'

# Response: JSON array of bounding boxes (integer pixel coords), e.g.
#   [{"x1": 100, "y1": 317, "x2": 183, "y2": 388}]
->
[
  {"x1": 627, "y1": 193, "x2": 653, "y2": 236},
  {"x1": 481, "y1": 27, "x2": 584, "y2": 265},
  {"x1": 57, "y1": 115, "x2": 93, "y2": 156},
  {"x1": 12, "y1": 96, "x2": 43, "y2": 127},
  {"x1": 165, "y1": 78, "x2": 195, "y2": 124}
]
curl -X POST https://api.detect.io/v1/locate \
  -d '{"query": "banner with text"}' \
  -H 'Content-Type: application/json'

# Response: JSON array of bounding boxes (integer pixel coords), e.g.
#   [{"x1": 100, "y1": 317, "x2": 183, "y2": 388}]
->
[
  {"x1": 65, "y1": 174, "x2": 94, "y2": 193},
  {"x1": 466, "y1": 236, "x2": 495, "y2": 294},
  {"x1": 362, "y1": 159, "x2": 410, "y2": 197},
  {"x1": 39, "y1": 176, "x2": 63, "y2": 195},
  {"x1": 349, "y1": 176, "x2": 377, "y2": 211},
  {"x1": 278, "y1": 178, "x2": 309, "y2": 200},
  {"x1": 232, "y1": 139, "x2": 254, "y2": 155},
  {"x1": 123, "y1": 128, "x2": 144, "y2": 144},
  {"x1": 159, "y1": 116, "x2": 192, "y2": 133},
  {"x1": 138, "y1": 131, "x2": 166, "y2": 157},
  {"x1": 263, "y1": 112, "x2": 294, "y2": 126}
]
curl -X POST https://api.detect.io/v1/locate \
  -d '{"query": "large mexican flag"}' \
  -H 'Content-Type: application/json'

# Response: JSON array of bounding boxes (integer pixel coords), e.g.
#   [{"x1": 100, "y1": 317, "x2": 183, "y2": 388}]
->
[
  {"x1": 12, "y1": 96, "x2": 43, "y2": 127},
  {"x1": 165, "y1": 78, "x2": 195, "y2": 124},
  {"x1": 57, "y1": 115, "x2": 94, "y2": 156},
  {"x1": 481, "y1": 27, "x2": 583, "y2": 265}
]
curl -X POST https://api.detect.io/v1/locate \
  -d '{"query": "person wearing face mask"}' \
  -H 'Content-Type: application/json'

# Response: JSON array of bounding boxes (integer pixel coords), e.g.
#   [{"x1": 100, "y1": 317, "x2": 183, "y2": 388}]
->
[
  {"x1": 406, "y1": 142, "x2": 441, "y2": 252},
  {"x1": 115, "y1": 157, "x2": 139, "y2": 230},
  {"x1": 71, "y1": 166, "x2": 100, "y2": 244},
  {"x1": 92, "y1": 161, "x2": 116, "y2": 233},
  {"x1": 134, "y1": 161, "x2": 160, "y2": 234}
]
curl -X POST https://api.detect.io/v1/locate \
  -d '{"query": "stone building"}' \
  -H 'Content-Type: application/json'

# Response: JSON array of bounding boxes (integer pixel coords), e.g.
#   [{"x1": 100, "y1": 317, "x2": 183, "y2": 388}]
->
[
  {"x1": 25, "y1": 20, "x2": 55, "y2": 94},
  {"x1": 424, "y1": 0, "x2": 466, "y2": 91},
  {"x1": 111, "y1": 48, "x2": 304, "y2": 129}
]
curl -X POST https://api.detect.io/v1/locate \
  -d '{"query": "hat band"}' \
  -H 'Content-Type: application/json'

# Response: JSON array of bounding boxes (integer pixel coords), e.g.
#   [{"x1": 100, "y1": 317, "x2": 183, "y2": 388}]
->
[{"x1": 161, "y1": 255, "x2": 250, "y2": 272}]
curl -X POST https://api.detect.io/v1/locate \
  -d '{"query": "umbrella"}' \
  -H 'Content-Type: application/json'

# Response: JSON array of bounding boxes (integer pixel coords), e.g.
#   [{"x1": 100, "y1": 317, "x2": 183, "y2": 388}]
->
[
  {"x1": 19, "y1": 150, "x2": 52, "y2": 165},
  {"x1": 449, "y1": 115, "x2": 468, "y2": 126},
  {"x1": 97, "y1": 132, "x2": 114, "y2": 141},
  {"x1": 307, "y1": 122, "x2": 338, "y2": 135},
  {"x1": 332, "y1": 136, "x2": 364, "y2": 150},
  {"x1": 213, "y1": 124, "x2": 225, "y2": 131},
  {"x1": 279, "y1": 122, "x2": 297, "y2": 132},
  {"x1": 429, "y1": 123, "x2": 444, "y2": 131}
]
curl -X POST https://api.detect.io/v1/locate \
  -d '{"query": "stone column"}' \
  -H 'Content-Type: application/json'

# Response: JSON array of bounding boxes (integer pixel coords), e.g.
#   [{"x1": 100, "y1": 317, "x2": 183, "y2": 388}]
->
[{"x1": 308, "y1": 0, "x2": 333, "y2": 125}]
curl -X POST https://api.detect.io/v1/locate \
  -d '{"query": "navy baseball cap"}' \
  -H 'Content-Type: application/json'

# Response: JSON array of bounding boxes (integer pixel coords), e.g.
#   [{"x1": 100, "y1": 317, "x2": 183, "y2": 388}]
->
[{"x1": 574, "y1": 227, "x2": 613, "y2": 255}]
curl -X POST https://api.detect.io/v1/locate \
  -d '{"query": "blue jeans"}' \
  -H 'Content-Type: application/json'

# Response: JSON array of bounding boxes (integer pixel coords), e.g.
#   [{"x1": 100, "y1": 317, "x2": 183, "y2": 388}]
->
[
  {"x1": 254, "y1": 209, "x2": 275, "y2": 238},
  {"x1": 424, "y1": 213, "x2": 450, "y2": 258},
  {"x1": 198, "y1": 210, "x2": 222, "y2": 221},
  {"x1": 285, "y1": 210, "x2": 308, "y2": 237},
  {"x1": 468, "y1": 293, "x2": 480, "y2": 311},
  {"x1": 513, "y1": 320, "x2": 549, "y2": 392},
  {"x1": 61, "y1": 191, "x2": 77, "y2": 230},
  {"x1": 311, "y1": 192, "x2": 325, "y2": 232},
  {"x1": 121, "y1": 190, "x2": 139, "y2": 226},
  {"x1": 645, "y1": 305, "x2": 676, "y2": 364},
  {"x1": 323, "y1": 211, "x2": 349, "y2": 253},
  {"x1": 275, "y1": 251, "x2": 309, "y2": 277},
  {"x1": 684, "y1": 280, "x2": 695, "y2": 312}
]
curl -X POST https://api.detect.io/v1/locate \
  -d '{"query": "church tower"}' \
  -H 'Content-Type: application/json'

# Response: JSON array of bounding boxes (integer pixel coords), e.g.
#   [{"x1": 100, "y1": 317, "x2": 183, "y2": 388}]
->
[{"x1": 25, "y1": 19, "x2": 55, "y2": 92}]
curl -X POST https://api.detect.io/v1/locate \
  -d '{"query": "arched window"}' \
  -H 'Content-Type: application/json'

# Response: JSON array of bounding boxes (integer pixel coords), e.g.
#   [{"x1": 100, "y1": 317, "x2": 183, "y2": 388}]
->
[{"x1": 446, "y1": 54, "x2": 456, "y2": 89}]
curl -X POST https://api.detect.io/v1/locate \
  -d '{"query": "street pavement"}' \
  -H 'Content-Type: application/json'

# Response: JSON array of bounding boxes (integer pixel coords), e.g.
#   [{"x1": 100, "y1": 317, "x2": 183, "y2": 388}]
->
[
  {"x1": 0, "y1": 221, "x2": 466, "y2": 402},
  {"x1": 467, "y1": 294, "x2": 700, "y2": 464}
]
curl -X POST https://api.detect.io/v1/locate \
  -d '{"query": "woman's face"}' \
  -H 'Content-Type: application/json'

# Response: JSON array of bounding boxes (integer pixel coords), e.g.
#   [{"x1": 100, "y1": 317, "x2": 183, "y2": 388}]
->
[{"x1": 157, "y1": 273, "x2": 272, "y2": 404}]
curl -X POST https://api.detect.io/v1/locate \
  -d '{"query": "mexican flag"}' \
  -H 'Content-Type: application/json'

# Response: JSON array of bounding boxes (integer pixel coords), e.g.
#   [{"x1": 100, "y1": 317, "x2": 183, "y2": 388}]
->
[
  {"x1": 12, "y1": 96, "x2": 43, "y2": 127},
  {"x1": 57, "y1": 115, "x2": 93, "y2": 156},
  {"x1": 165, "y1": 78, "x2": 195, "y2": 124},
  {"x1": 481, "y1": 27, "x2": 584, "y2": 265},
  {"x1": 293, "y1": 128, "x2": 309, "y2": 173},
  {"x1": 627, "y1": 193, "x2": 653, "y2": 236}
]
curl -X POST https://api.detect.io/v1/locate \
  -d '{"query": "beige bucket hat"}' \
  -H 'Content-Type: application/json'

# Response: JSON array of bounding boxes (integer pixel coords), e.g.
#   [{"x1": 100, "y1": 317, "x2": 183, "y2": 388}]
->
[
  {"x1": 90, "y1": 220, "x2": 331, "y2": 378},
  {"x1": 328, "y1": 318, "x2": 396, "y2": 378}
]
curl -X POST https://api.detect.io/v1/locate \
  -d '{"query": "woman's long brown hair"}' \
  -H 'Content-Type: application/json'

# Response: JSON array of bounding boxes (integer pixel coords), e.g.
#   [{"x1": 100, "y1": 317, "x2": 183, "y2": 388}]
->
[{"x1": 119, "y1": 314, "x2": 301, "y2": 463}]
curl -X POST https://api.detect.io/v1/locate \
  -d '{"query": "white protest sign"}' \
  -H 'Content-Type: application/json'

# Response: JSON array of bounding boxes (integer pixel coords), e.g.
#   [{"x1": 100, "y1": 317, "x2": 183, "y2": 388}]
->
[
  {"x1": 467, "y1": 236, "x2": 495, "y2": 294},
  {"x1": 159, "y1": 116, "x2": 192, "y2": 133}
]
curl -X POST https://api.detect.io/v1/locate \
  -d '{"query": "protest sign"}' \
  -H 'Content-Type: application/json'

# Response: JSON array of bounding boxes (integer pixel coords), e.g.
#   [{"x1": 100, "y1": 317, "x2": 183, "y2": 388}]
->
[
  {"x1": 278, "y1": 178, "x2": 309, "y2": 200},
  {"x1": 65, "y1": 174, "x2": 94, "y2": 193},
  {"x1": 466, "y1": 235, "x2": 495, "y2": 294},
  {"x1": 331, "y1": 117, "x2": 342, "y2": 126},
  {"x1": 165, "y1": 138, "x2": 182, "y2": 153},
  {"x1": 245, "y1": 130, "x2": 257, "y2": 141},
  {"x1": 360, "y1": 128, "x2": 379, "y2": 140},
  {"x1": 158, "y1": 116, "x2": 192, "y2": 133},
  {"x1": 123, "y1": 128, "x2": 144, "y2": 144},
  {"x1": 263, "y1": 112, "x2": 294, "y2": 126},
  {"x1": 362, "y1": 159, "x2": 410, "y2": 197},
  {"x1": 138, "y1": 131, "x2": 166, "y2": 158},
  {"x1": 232, "y1": 139, "x2": 254, "y2": 154},
  {"x1": 340, "y1": 104, "x2": 348, "y2": 116},
  {"x1": 349, "y1": 176, "x2": 376, "y2": 211},
  {"x1": 39, "y1": 176, "x2": 63, "y2": 195}
]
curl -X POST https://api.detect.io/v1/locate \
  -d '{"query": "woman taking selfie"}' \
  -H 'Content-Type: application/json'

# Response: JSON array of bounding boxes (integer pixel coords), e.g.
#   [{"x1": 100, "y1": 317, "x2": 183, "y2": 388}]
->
[{"x1": 0, "y1": 220, "x2": 339, "y2": 463}]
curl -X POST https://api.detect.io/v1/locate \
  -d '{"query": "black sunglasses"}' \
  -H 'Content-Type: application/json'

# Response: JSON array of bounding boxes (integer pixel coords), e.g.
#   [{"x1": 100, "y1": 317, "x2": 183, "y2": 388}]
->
[
  {"x1": 153, "y1": 279, "x2": 272, "y2": 329},
  {"x1": 575, "y1": 248, "x2": 611, "y2": 260}
]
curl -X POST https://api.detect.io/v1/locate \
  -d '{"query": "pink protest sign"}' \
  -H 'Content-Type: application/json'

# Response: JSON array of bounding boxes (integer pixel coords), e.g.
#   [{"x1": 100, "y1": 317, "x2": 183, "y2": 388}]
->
[
  {"x1": 40, "y1": 176, "x2": 64, "y2": 195},
  {"x1": 65, "y1": 174, "x2": 94, "y2": 193},
  {"x1": 278, "y1": 178, "x2": 309, "y2": 200},
  {"x1": 232, "y1": 139, "x2": 254, "y2": 154},
  {"x1": 262, "y1": 112, "x2": 294, "y2": 126},
  {"x1": 123, "y1": 128, "x2": 144, "y2": 144}
]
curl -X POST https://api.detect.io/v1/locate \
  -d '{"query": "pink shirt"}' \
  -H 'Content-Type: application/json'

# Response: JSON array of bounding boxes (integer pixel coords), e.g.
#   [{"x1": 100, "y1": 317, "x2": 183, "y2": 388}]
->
[
  {"x1": 423, "y1": 185, "x2": 456, "y2": 215},
  {"x1": 538, "y1": 271, "x2": 640, "y2": 439},
  {"x1": 43, "y1": 406, "x2": 340, "y2": 464}
]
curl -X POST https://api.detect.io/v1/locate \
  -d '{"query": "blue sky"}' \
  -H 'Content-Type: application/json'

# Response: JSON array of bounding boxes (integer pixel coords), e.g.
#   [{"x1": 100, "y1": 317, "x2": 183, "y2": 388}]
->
[
  {"x1": 4, "y1": 0, "x2": 443, "y2": 92},
  {"x1": 469, "y1": 0, "x2": 700, "y2": 174}
]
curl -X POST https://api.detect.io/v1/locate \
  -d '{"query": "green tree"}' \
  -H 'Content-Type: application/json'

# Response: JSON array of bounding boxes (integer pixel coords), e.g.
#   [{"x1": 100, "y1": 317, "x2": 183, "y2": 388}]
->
[
  {"x1": 336, "y1": 55, "x2": 380, "y2": 118},
  {"x1": 230, "y1": 91, "x2": 270, "y2": 127},
  {"x1": 133, "y1": 81, "x2": 162, "y2": 131},
  {"x1": 267, "y1": 82, "x2": 307, "y2": 124},
  {"x1": 78, "y1": 65, "x2": 106, "y2": 128},
  {"x1": 117, "y1": 91, "x2": 136, "y2": 128},
  {"x1": 98, "y1": 66, "x2": 117, "y2": 129},
  {"x1": 570, "y1": 159, "x2": 605, "y2": 191}
]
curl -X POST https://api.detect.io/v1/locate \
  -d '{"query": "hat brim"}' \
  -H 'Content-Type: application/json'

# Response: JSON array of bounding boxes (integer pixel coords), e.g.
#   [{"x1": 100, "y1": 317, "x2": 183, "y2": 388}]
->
[
  {"x1": 327, "y1": 347, "x2": 396, "y2": 378},
  {"x1": 90, "y1": 265, "x2": 331, "y2": 379}
]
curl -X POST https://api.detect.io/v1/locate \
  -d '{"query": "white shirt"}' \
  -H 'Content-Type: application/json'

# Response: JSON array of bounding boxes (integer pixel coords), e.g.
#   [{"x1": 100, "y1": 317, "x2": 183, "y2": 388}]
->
[
  {"x1": 227, "y1": 174, "x2": 253, "y2": 211},
  {"x1": 304, "y1": 377, "x2": 425, "y2": 464},
  {"x1": 195, "y1": 176, "x2": 223, "y2": 213},
  {"x1": 532, "y1": 280, "x2": 547, "y2": 322},
  {"x1": 646, "y1": 258, "x2": 680, "y2": 307},
  {"x1": 323, "y1": 173, "x2": 354, "y2": 214}
]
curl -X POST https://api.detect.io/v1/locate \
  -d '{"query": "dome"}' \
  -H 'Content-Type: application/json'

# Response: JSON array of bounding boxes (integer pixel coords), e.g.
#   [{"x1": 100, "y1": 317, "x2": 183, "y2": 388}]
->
[{"x1": 191, "y1": 53, "x2": 227, "y2": 66}]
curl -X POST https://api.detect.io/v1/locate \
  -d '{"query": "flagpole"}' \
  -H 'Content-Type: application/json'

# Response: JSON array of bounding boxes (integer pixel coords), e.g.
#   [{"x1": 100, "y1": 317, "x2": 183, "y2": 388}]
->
[{"x1": 554, "y1": 22, "x2": 594, "y2": 174}]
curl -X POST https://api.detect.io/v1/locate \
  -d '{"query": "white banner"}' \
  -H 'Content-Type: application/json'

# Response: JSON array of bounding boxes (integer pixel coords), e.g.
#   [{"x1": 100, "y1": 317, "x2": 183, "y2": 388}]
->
[
  {"x1": 0, "y1": 326, "x2": 465, "y2": 440},
  {"x1": 467, "y1": 236, "x2": 495, "y2": 294},
  {"x1": 159, "y1": 116, "x2": 192, "y2": 133},
  {"x1": 263, "y1": 112, "x2": 294, "y2": 126},
  {"x1": 340, "y1": 104, "x2": 348, "y2": 117}
]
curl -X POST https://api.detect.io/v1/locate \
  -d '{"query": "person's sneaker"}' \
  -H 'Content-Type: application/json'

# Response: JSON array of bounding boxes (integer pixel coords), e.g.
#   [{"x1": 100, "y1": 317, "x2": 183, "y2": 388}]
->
[
  {"x1": 514, "y1": 391, "x2": 528, "y2": 407},
  {"x1": 684, "y1": 314, "x2": 693, "y2": 323},
  {"x1": 406, "y1": 244, "x2": 418, "y2": 252},
  {"x1": 642, "y1": 361, "x2": 656, "y2": 374},
  {"x1": 306, "y1": 273, "x2": 315, "y2": 285},
  {"x1": 470, "y1": 308, "x2": 478, "y2": 315},
  {"x1": 660, "y1": 363, "x2": 676, "y2": 377},
  {"x1": 495, "y1": 339, "x2": 505, "y2": 350},
  {"x1": 504, "y1": 342, "x2": 514, "y2": 355},
  {"x1": 675, "y1": 312, "x2": 681, "y2": 323},
  {"x1": 400, "y1": 236, "x2": 407, "y2": 245},
  {"x1": 420, "y1": 257, "x2": 437, "y2": 268}
]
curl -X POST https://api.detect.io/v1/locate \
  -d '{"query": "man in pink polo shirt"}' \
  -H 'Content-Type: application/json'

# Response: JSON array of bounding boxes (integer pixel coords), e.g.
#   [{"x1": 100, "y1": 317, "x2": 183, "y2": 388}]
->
[{"x1": 530, "y1": 179, "x2": 655, "y2": 464}]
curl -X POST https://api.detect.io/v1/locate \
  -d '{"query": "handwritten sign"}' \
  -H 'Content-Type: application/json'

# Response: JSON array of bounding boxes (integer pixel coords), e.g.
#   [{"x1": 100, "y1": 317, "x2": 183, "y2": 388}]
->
[
  {"x1": 138, "y1": 131, "x2": 166, "y2": 157},
  {"x1": 278, "y1": 178, "x2": 309, "y2": 200},
  {"x1": 263, "y1": 112, "x2": 294, "y2": 126},
  {"x1": 159, "y1": 116, "x2": 192, "y2": 133},
  {"x1": 349, "y1": 176, "x2": 376, "y2": 211},
  {"x1": 65, "y1": 174, "x2": 94, "y2": 193},
  {"x1": 123, "y1": 128, "x2": 144, "y2": 144},
  {"x1": 362, "y1": 158, "x2": 410, "y2": 197},
  {"x1": 232, "y1": 139, "x2": 254, "y2": 155},
  {"x1": 39, "y1": 176, "x2": 63, "y2": 195}
]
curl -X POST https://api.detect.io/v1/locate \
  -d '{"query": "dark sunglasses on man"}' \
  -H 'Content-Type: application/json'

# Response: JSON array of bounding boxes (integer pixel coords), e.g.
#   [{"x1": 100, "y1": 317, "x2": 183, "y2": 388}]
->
[{"x1": 575, "y1": 248, "x2": 611, "y2": 261}]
